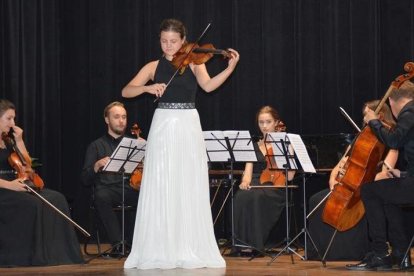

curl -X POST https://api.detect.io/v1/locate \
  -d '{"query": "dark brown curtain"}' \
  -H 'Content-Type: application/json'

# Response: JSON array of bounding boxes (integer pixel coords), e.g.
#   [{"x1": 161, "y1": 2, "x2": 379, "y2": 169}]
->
[{"x1": 1, "y1": 0, "x2": 414, "y2": 232}]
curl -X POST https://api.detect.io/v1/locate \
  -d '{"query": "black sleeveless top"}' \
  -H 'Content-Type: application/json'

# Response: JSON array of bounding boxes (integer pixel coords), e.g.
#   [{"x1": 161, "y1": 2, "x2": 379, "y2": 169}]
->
[
  {"x1": 154, "y1": 57, "x2": 198, "y2": 103},
  {"x1": 0, "y1": 147, "x2": 16, "y2": 181}
]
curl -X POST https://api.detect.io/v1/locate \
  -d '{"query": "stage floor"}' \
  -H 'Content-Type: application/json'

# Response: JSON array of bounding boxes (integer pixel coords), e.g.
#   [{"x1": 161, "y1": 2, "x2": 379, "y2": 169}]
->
[{"x1": 0, "y1": 244, "x2": 413, "y2": 275}]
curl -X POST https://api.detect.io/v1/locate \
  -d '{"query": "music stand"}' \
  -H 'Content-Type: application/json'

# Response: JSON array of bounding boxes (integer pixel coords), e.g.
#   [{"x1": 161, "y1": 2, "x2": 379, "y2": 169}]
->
[
  {"x1": 264, "y1": 132, "x2": 320, "y2": 265},
  {"x1": 203, "y1": 130, "x2": 265, "y2": 256},
  {"x1": 91, "y1": 137, "x2": 145, "y2": 260}
]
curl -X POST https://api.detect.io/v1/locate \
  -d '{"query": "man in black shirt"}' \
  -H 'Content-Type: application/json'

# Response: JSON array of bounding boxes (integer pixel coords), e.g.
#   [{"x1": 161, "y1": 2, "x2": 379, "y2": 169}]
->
[
  {"x1": 347, "y1": 81, "x2": 414, "y2": 271},
  {"x1": 81, "y1": 101, "x2": 140, "y2": 255}
]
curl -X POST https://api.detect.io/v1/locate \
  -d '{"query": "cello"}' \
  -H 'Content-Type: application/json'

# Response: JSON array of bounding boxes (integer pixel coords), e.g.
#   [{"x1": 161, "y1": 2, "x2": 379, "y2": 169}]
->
[{"x1": 322, "y1": 62, "x2": 414, "y2": 232}]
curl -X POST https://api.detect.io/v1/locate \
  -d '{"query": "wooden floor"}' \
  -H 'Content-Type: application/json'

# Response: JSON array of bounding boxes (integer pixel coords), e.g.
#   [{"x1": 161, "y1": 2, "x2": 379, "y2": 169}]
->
[{"x1": 0, "y1": 244, "x2": 413, "y2": 276}]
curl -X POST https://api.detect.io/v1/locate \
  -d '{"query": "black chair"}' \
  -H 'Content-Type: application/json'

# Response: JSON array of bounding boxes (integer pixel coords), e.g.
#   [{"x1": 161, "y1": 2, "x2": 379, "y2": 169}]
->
[{"x1": 83, "y1": 185, "x2": 136, "y2": 256}]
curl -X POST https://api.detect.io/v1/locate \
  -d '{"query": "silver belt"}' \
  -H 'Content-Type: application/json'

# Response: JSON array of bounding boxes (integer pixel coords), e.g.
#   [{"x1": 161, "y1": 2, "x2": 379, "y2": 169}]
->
[{"x1": 158, "y1": 102, "x2": 195, "y2": 109}]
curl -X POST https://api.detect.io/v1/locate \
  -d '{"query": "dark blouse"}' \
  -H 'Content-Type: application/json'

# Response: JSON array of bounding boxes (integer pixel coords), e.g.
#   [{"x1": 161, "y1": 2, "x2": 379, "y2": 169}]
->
[
  {"x1": 0, "y1": 147, "x2": 16, "y2": 181},
  {"x1": 369, "y1": 100, "x2": 414, "y2": 176},
  {"x1": 154, "y1": 57, "x2": 198, "y2": 103}
]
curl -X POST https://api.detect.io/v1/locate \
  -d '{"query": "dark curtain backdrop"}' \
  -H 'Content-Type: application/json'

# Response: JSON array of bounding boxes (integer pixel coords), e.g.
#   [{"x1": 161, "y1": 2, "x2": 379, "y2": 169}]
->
[{"x1": 1, "y1": 0, "x2": 414, "y2": 235}]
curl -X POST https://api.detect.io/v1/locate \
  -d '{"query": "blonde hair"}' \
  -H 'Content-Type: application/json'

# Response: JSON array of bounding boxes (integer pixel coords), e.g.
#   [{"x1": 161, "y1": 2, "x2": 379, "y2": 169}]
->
[{"x1": 103, "y1": 101, "x2": 125, "y2": 118}]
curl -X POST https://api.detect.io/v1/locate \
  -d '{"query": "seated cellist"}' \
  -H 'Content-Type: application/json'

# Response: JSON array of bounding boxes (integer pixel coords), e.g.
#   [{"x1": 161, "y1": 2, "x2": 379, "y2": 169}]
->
[
  {"x1": 347, "y1": 81, "x2": 414, "y2": 271},
  {"x1": 308, "y1": 99, "x2": 398, "y2": 261}
]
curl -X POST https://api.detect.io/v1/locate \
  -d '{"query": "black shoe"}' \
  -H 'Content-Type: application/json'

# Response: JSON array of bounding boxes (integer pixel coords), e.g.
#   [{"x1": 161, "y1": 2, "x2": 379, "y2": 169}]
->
[
  {"x1": 249, "y1": 250, "x2": 265, "y2": 258},
  {"x1": 225, "y1": 248, "x2": 255, "y2": 258},
  {"x1": 225, "y1": 250, "x2": 243, "y2": 257},
  {"x1": 392, "y1": 249, "x2": 413, "y2": 270},
  {"x1": 346, "y1": 253, "x2": 392, "y2": 271},
  {"x1": 102, "y1": 244, "x2": 129, "y2": 258},
  {"x1": 345, "y1": 251, "x2": 374, "y2": 269}
]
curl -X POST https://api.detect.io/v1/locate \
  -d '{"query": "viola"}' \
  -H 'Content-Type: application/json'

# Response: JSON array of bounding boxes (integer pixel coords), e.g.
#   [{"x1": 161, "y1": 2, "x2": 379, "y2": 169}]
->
[
  {"x1": 322, "y1": 61, "x2": 414, "y2": 231},
  {"x1": 172, "y1": 42, "x2": 232, "y2": 74},
  {"x1": 129, "y1": 123, "x2": 143, "y2": 190},
  {"x1": 1, "y1": 130, "x2": 44, "y2": 190},
  {"x1": 259, "y1": 121, "x2": 287, "y2": 186}
]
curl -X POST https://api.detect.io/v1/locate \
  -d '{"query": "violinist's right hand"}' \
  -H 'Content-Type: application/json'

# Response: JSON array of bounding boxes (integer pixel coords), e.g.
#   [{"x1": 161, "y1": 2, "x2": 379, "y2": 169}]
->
[
  {"x1": 94, "y1": 156, "x2": 110, "y2": 173},
  {"x1": 11, "y1": 125, "x2": 24, "y2": 142},
  {"x1": 387, "y1": 168, "x2": 401, "y2": 178},
  {"x1": 3, "y1": 178, "x2": 28, "y2": 192},
  {"x1": 146, "y1": 83, "x2": 167, "y2": 98},
  {"x1": 239, "y1": 181, "x2": 251, "y2": 190}
]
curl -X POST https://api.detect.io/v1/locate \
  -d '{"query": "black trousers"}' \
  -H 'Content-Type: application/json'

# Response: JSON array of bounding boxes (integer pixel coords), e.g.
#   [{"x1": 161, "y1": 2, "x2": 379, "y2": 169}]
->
[
  {"x1": 361, "y1": 176, "x2": 414, "y2": 255},
  {"x1": 93, "y1": 184, "x2": 139, "y2": 244}
]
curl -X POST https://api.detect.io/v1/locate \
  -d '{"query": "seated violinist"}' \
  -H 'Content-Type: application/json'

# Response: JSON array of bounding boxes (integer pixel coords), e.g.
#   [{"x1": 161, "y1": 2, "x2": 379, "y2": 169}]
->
[
  {"x1": 81, "y1": 101, "x2": 140, "y2": 257},
  {"x1": 228, "y1": 106, "x2": 295, "y2": 257},
  {"x1": 0, "y1": 99, "x2": 84, "y2": 267},
  {"x1": 307, "y1": 99, "x2": 399, "y2": 261}
]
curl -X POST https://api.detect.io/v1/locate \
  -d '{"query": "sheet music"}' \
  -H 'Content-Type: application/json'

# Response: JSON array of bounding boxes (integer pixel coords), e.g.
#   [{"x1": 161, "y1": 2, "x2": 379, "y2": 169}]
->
[
  {"x1": 102, "y1": 137, "x2": 146, "y2": 174},
  {"x1": 265, "y1": 132, "x2": 316, "y2": 173},
  {"x1": 286, "y1": 133, "x2": 316, "y2": 173},
  {"x1": 203, "y1": 130, "x2": 257, "y2": 162},
  {"x1": 265, "y1": 132, "x2": 297, "y2": 169},
  {"x1": 203, "y1": 131, "x2": 230, "y2": 161}
]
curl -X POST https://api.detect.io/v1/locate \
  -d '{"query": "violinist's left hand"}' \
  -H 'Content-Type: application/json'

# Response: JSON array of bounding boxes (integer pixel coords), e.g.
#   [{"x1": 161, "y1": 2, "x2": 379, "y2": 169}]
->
[
  {"x1": 363, "y1": 107, "x2": 379, "y2": 124},
  {"x1": 226, "y1": 48, "x2": 240, "y2": 71}
]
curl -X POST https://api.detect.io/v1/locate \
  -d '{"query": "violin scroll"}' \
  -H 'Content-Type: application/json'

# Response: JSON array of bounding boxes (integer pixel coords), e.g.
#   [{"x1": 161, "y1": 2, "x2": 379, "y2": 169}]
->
[
  {"x1": 275, "y1": 120, "x2": 286, "y2": 132},
  {"x1": 131, "y1": 123, "x2": 142, "y2": 138}
]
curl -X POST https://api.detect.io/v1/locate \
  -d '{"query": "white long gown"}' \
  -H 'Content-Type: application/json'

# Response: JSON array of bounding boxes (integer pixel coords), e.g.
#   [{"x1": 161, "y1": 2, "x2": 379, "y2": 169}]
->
[{"x1": 124, "y1": 107, "x2": 225, "y2": 270}]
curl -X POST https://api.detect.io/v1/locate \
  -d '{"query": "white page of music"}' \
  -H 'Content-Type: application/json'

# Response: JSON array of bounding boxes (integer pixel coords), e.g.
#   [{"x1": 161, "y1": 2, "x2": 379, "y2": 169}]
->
[
  {"x1": 203, "y1": 131, "x2": 231, "y2": 162},
  {"x1": 265, "y1": 132, "x2": 297, "y2": 170},
  {"x1": 225, "y1": 130, "x2": 257, "y2": 162},
  {"x1": 103, "y1": 137, "x2": 146, "y2": 173},
  {"x1": 286, "y1": 133, "x2": 316, "y2": 173}
]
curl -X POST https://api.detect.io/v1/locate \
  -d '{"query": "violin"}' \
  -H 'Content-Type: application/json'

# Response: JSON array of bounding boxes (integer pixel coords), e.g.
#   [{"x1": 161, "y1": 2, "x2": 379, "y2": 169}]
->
[
  {"x1": 172, "y1": 42, "x2": 232, "y2": 74},
  {"x1": 1, "y1": 129, "x2": 44, "y2": 190},
  {"x1": 259, "y1": 121, "x2": 287, "y2": 186},
  {"x1": 129, "y1": 123, "x2": 143, "y2": 190}
]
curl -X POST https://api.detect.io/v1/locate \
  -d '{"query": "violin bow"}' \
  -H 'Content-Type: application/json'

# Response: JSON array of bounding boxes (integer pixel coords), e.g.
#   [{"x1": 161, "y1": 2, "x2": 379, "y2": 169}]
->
[
  {"x1": 24, "y1": 184, "x2": 91, "y2": 237},
  {"x1": 339, "y1": 106, "x2": 361, "y2": 133},
  {"x1": 154, "y1": 23, "x2": 211, "y2": 102}
]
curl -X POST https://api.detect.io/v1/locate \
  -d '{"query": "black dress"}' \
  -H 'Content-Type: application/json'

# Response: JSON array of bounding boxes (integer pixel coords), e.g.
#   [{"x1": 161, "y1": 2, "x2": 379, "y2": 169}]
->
[
  {"x1": 233, "y1": 143, "x2": 286, "y2": 251},
  {"x1": 307, "y1": 188, "x2": 370, "y2": 260},
  {"x1": 0, "y1": 148, "x2": 83, "y2": 267}
]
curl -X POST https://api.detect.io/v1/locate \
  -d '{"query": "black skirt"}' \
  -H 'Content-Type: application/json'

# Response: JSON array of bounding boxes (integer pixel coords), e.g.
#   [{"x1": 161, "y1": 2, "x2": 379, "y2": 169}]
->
[
  {"x1": 307, "y1": 188, "x2": 370, "y2": 261},
  {"x1": 234, "y1": 187, "x2": 286, "y2": 250},
  {"x1": 0, "y1": 188, "x2": 84, "y2": 267}
]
